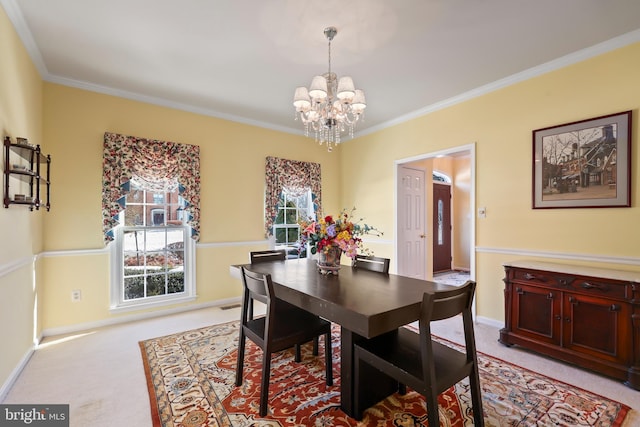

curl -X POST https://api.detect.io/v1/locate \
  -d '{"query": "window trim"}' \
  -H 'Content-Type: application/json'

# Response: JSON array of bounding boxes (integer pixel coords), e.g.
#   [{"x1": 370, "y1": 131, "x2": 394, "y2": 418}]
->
[{"x1": 109, "y1": 220, "x2": 196, "y2": 314}]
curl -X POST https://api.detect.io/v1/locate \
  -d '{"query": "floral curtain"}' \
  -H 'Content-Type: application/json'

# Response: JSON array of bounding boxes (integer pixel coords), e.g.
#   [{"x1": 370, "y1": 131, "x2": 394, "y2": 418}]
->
[
  {"x1": 102, "y1": 132, "x2": 201, "y2": 244},
  {"x1": 265, "y1": 156, "x2": 322, "y2": 237}
]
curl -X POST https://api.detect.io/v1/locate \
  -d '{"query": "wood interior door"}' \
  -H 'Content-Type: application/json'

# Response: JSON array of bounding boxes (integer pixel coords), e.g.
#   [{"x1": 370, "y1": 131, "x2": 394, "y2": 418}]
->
[
  {"x1": 398, "y1": 166, "x2": 426, "y2": 279},
  {"x1": 432, "y1": 182, "x2": 451, "y2": 273}
]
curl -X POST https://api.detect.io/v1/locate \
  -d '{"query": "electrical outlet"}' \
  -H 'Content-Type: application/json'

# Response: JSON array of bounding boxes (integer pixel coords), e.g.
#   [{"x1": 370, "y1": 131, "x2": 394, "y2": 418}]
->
[
  {"x1": 478, "y1": 207, "x2": 487, "y2": 218},
  {"x1": 71, "y1": 289, "x2": 82, "y2": 302}
]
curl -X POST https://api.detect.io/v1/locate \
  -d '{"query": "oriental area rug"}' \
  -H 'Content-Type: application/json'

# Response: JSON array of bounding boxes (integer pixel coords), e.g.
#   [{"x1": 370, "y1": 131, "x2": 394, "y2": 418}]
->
[{"x1": 139, "y1": 321, "x2": 631, "y2": 427}]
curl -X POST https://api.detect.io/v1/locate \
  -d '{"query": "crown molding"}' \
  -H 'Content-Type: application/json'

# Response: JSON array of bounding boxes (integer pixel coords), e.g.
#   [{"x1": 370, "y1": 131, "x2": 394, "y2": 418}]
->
[
  {"x1": 4, "y1": 0, "x2": 640, "y2": 139},
  {"x1": 356, "y1": 29, "x2": 640, "y2": 139}
]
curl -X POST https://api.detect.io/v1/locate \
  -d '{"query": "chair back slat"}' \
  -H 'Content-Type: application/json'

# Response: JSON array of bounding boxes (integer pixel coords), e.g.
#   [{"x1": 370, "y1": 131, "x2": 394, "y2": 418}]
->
[
  {"x1": 352, "y1": 255, "x2": 390, "y2": 274},
  {"x1": 427, "y1": 281, "x2": 476, "y2": 321},
  {"x1": 240, "y1": 266, "x2": 272, "y2": 305},
  {"x1": 250, "y1": 250, "x2": 286, "y2": 264}
]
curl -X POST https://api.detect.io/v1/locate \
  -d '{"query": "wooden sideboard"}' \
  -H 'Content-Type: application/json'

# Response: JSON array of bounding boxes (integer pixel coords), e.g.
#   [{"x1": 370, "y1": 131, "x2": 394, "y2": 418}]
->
[{"x1": 499, "y1": 261, "x2": 640, "y2": 390}]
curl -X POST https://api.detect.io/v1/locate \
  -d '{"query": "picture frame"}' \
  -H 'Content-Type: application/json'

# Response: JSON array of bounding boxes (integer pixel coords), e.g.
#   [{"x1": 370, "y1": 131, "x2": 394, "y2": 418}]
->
[{"x1": 532, "y1": 110, "x2": 632, "y2": 209}]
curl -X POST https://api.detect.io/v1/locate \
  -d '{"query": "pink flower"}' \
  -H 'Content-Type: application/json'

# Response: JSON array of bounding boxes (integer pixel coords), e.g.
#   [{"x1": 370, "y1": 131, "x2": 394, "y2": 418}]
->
[{"x1": 303, "y1": 222, "x2": 317, "y2": 235}]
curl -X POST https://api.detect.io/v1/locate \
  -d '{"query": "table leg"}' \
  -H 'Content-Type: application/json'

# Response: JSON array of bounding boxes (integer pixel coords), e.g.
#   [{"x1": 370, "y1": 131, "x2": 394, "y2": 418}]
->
[
  {"x1": 340, "y1": 327, "x2": 356, "y2": 416},
  {"x1": 340, "y1": 327, "x2": 399, "y2": 418}
]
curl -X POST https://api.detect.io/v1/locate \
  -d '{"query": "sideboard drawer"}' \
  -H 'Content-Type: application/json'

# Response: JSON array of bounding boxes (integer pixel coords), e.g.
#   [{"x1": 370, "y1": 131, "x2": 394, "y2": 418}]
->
[
  {"x1": 566, "y1": 277, "x2": 627, "y2": 300},
  {"x1": 511, "y1": 269, "x2": 627, "y2": 300},
  {"x1": 512, "y1": 269, "x2": 554, "y2": 285}
]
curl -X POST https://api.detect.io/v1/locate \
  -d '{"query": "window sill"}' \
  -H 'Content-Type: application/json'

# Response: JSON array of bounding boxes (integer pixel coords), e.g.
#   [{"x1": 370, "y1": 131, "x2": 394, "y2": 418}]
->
[{"x1": 109, "y1": 294, "x2": 197, "y2": 314}]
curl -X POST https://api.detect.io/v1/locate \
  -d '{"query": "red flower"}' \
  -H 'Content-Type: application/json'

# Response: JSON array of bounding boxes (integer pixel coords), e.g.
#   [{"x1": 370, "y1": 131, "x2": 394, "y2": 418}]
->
[{"x1": 324, "y1": 215, "x2": 333, "y2": 223}]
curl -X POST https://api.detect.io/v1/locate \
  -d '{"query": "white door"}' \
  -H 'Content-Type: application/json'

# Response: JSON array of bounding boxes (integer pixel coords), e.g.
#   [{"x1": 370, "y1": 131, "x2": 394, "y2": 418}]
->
[{"x1": 397, "y1": 166, "x2": 426, "y2": 279}]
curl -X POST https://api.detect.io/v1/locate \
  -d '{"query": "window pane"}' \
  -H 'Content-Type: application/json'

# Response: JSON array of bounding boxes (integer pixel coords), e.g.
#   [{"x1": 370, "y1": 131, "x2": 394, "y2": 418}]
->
[
  {"x1": 287, "y1": 227, "x2": 299, "y2": 243},
  {"x1": 123, "y1": 230, "x2": 145, "y2": 252},
  {"x1": 275, "y1": 208, "x2": 284, "y2": 224},
  {"x1": 166, "y1": 229, "x2": 184, "y2": 269},
  {"x1": 146, "y1": 273, "x2": 167, "y2": 296},
  {"x1": 124, "y1": 252, "x2": 145, "y2": 269},
  {"x1": 124, "y1": 275, "x2": 145, "y2": 300},
  {"x1": 124, "y1": 205, "x2": 144, "y2": 226},
  {"x1": 146, "y1": 251, "x2": 166, "y2": 269},
  {"x1": 129, "y1": 188, "x2": 144, "y2": 203},
  {"x1": 145, "y1": 229, "x2": 167, "y2": 251},
  {"x1": 285, "y1": 208, "x2": 297, "y2": 224},
  {"x1": 274, "y1": 227, "x2": 286, "y2": 244},
  {"x1": 168, "y1": 271, "x2": 184, "y2": 294}
]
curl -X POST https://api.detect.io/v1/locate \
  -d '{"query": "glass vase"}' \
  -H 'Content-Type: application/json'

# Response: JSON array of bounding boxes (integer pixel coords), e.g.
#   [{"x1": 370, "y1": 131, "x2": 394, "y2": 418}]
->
[{"x1": 317, "y1": 244, "x2": 342, "y2": 275}]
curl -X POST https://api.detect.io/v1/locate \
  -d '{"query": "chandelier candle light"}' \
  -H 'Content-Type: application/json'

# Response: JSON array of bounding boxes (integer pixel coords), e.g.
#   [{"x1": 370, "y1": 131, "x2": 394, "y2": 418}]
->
[{"x1": 293, "y1": 26, "x2": 366, "y2": 152}]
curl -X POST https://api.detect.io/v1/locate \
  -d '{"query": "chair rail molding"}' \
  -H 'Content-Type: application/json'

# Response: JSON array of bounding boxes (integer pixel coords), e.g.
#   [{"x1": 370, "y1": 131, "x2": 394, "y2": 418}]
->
[
  {"x1": 0, "y1": 256, "x2": 35, "y2": 278},
  {"x1": 475, "y1": 246, "x2": 640, "y2": 267}
]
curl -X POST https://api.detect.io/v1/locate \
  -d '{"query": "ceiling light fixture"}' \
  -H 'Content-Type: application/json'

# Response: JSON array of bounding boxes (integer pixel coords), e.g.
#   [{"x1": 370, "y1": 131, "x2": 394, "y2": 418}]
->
[{"x1": 293, "y1": 26, "x2": 366, "y2": 152}]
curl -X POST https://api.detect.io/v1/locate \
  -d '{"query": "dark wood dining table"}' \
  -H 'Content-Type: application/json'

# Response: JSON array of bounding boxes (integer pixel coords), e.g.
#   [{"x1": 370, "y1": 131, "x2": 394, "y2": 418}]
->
[{"x1": 232, "y1": 257, "x2": 456, "y2": 417}]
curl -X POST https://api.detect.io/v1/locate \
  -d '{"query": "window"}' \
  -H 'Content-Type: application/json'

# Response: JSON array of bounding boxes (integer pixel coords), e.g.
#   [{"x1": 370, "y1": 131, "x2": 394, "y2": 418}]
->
[
  {"x1": 437, "y1": 199, "x2": 444, "y2": 246},
  {"x1": 150, "y1": 208, "x2": 164, "y2": 226},
  {"x1": 273, "y1": 189, "x2": 314, "y2": 258},
  {"x1": 433, "y1": 171, "x2": 452, "y2": 183},
  {"x1": 110, "y1": 179, "x2": 195, "y2": 312},
  {"x1": 264, "y1": 156, "x2": 322, "y2": 239}
]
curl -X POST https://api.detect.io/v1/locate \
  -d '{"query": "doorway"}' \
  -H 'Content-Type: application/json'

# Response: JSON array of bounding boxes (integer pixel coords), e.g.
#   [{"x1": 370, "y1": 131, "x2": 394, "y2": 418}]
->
[{"x1": 395, "y1": 144, "x2": 475, "y2": 282}]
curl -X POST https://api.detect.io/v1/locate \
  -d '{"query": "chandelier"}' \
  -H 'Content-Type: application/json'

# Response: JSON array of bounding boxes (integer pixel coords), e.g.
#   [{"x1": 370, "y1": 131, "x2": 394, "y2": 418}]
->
[{"x1": 293, "y1": 26, "x2": 366, "y2": 152}]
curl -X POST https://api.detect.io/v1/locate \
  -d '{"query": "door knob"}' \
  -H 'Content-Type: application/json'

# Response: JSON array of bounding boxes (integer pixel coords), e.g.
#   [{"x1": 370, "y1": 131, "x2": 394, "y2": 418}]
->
[{"x1": 420, "y1": 234, "x2": 426, "y2": 238}]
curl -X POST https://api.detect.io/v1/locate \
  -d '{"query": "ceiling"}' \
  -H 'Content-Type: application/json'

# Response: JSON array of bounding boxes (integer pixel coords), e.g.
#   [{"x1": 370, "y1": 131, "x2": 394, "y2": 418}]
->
[{"x1": 3, "y1": 0, "x2": 640, "y2": 139}]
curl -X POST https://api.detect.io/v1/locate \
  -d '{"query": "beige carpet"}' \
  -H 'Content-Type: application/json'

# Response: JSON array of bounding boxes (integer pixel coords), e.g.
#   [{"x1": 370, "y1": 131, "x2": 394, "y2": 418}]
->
[{"x1": 3, "y1": 305, "x2": 639, "y2": 427}]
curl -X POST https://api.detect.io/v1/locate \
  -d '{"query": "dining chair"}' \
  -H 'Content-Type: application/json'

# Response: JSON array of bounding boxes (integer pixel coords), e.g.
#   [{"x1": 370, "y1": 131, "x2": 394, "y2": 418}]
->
[
  {"x1": 248, "y1": 250, "x2": 285, "y2": 320},
  {"x1": 353, "y1": 280, "x2": 483, "y2": 426},
  {"x1": 236, "y1": 266, "x2": 333, "y2": 417},
  {"x1": 352, "y1": 254, "x2": 390, "y2": 274},
  {"x1": 249, "y1": 249, "x2": 318, "y2": 360}
]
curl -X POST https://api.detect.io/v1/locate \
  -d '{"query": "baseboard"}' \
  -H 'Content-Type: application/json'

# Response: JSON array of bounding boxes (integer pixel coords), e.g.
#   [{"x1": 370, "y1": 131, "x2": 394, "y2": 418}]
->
[
  {"x1": 476, "y1": 315, "x2": 504, "y2": 329},
  {"x1": 41, "y1": 297, "x2": 242, "y2": 338},
  {"x1": 0, "y1": 346, "x2": 35, "y2": 403}
]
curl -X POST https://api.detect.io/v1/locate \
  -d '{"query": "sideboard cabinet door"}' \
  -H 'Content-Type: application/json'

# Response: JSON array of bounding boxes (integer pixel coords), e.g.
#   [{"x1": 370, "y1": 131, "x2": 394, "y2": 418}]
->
[
  {"x1": 512, "y1": 283, "x2": 561, "y2": 346},
  {"x1": 563, "y1": 292, "x2": 631, "y2": 369}
]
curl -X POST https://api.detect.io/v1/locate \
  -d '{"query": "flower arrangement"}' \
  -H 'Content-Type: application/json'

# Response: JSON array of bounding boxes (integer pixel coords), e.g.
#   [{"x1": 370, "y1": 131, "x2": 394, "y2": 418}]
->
[{"x1": 298, "y1": 207, "x2": 382, "y2": 260}]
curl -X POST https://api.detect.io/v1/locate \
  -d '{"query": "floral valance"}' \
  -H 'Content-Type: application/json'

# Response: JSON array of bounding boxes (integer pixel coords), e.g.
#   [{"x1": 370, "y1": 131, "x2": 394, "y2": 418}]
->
[
  {"x1": 264, "y1": 156, "x2": 322, "y2": 237},
  {"x1": 102, "y1": 132, "x2": 201, "y2": 244}
]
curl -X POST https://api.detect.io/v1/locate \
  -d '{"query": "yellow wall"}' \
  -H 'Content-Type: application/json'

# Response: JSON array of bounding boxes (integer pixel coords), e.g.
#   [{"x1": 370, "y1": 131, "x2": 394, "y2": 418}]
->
[
  {"x1": 341, "y1": 42, "x2": 640, "y2": 321},
  {"x1": 453, "y1": 156, "x2": 471, "y2": 270},
  {"x1": 0, "y1": 5, "x2": 44, "y2": 393},
  {"x1": 40, "y1": 83, "x2": 341, "y2": 329}
]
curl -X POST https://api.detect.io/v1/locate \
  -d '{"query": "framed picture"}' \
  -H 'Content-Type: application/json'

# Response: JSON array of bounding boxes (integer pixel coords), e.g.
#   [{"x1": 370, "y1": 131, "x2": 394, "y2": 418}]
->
[{"x1": 533, "y1": 110, "x2": 632, "y2": 209}]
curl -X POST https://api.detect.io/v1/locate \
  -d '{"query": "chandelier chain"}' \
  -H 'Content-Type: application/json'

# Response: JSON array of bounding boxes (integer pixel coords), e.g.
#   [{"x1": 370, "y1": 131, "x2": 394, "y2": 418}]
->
[{"x1": 327, "y1": 37, "x2": 331, "y2": 77}]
